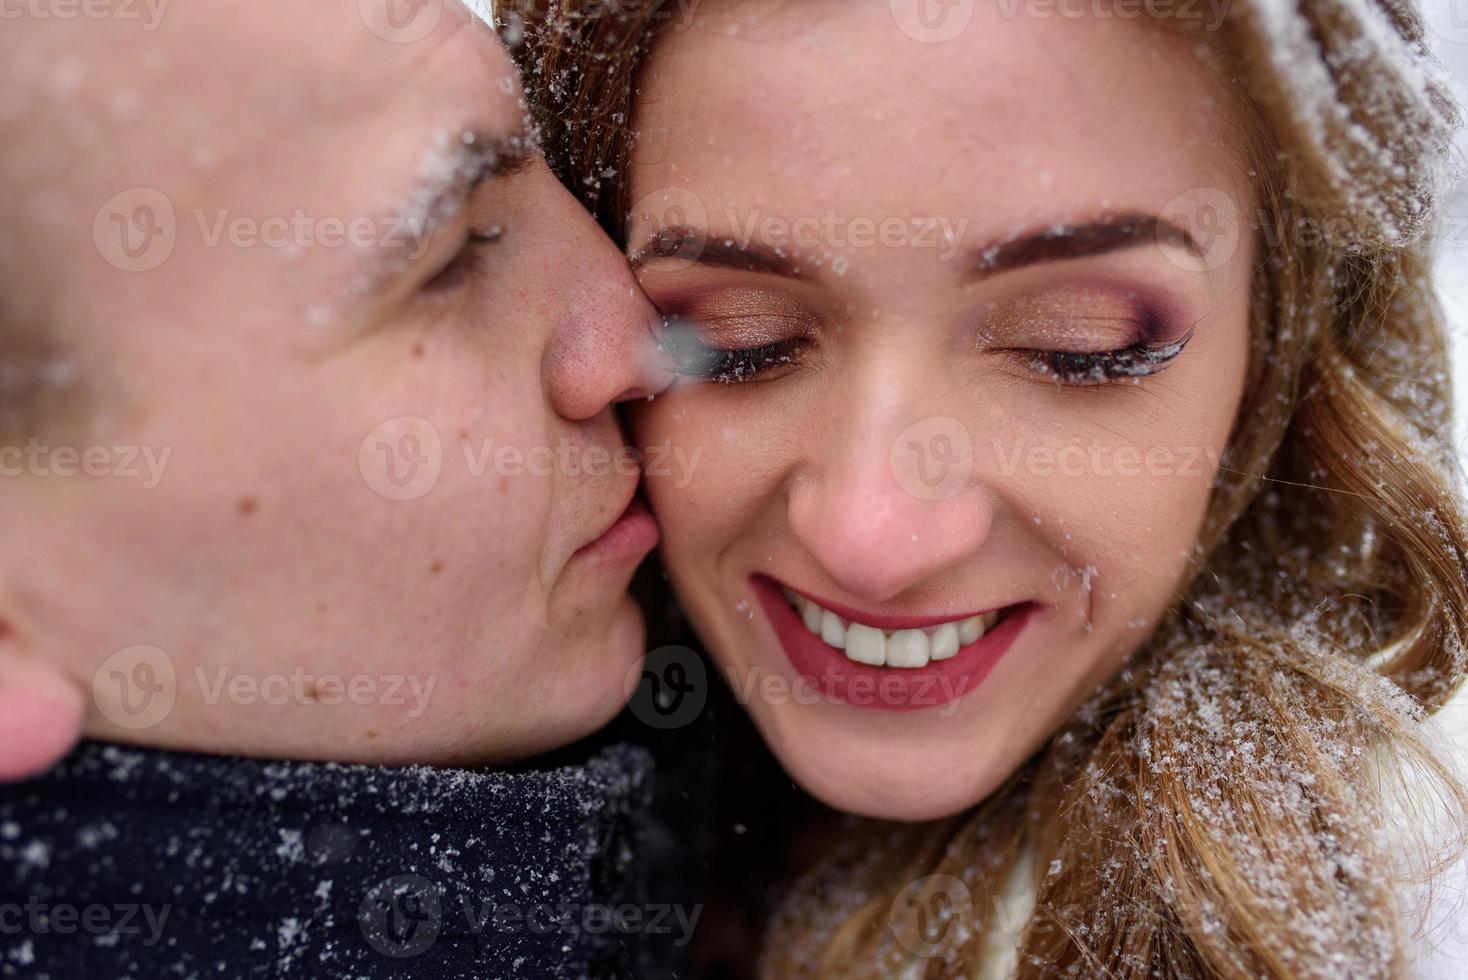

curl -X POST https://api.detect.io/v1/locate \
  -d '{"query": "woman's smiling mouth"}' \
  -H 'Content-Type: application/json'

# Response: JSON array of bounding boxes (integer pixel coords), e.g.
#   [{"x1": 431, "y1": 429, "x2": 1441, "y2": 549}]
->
[
  {"x1": 750, "y1": 575, "x2": 1038, "y2": 711},
  {"x1": 782, "y1": 587, "x2": 1003, "y2": 668}
]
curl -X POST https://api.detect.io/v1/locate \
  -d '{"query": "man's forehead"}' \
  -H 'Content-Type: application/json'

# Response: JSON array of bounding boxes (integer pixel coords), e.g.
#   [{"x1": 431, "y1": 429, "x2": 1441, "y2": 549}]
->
[
  {"x1": 5, "y1": 0, "x2": 520, "y2": 130},
  {"x1": 0, "y1": 0, "x2": 529, "y2": 291}
]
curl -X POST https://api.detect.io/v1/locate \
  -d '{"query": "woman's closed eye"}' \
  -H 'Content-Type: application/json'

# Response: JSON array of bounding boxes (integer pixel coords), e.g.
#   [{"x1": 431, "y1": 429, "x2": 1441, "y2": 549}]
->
[
  {"x1": 656, "y1": 289, "x2": 1197, "y2": 388},
  {"x1": 997, "y1": 315, "x2": 1197, "y2": 386},
  {"x1": 654, "y1": 287, "x2": 819, "y2": 385},
  {"x1": 984, "y1": 288, "x2": 1196, "y2": 387},
  {"x1": 660, "y1": 313, "x2": 809, "y2": 384},
  {"x1": 1009, "y1": 333, "x2": 1193, "y2": 385},
  {"x1": 665, "y1": 328, "x2": 1192, "y2": 388}
]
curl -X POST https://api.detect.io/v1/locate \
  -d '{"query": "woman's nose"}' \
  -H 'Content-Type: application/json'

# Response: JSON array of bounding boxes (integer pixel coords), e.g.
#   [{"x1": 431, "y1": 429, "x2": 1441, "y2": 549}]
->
[{"x1": 787, "y1": 413, "x2": 994, "y2": 603}]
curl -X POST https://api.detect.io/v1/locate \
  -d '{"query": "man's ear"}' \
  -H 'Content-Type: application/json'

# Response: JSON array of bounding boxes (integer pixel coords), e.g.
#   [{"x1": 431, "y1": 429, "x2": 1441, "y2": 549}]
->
[{"x1": 0, "y1": 617, "x2": 84, "y2": 782}]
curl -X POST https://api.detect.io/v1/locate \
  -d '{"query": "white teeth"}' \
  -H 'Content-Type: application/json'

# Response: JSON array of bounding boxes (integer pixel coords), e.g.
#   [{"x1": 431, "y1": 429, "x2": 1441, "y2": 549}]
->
[
  {"x1": 801, "y1": 598, "x2": 823, "y2": 634},
  {"x1": 845, "y1": 623, "x2": 887, "y2": 666},
  {"x1": 783, "y1": 589, "x2": 1006, "y2": 669},
  {"x1": 886, "y1": 630, "x2": 930, "y2": 668},
  {"x1": 931, "y1": 622, "x2": 960, "y2": 661},
  {"x1": 820, "y1": 610, "x2": 846, "y2": 649}
]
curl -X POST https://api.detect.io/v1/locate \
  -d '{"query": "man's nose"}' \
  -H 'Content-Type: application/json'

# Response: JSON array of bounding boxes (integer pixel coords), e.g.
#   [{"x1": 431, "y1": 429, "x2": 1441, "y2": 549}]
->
[{"x1": 542, "y1": 198, "x2": 673, "y2": 422}]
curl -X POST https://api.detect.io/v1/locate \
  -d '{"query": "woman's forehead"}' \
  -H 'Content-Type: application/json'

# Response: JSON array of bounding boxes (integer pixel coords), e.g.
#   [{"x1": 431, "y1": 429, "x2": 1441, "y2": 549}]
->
[
  {"x1": 630, "y1": 3, "x2": 1246, "y2": 257},
  {"x1": 639, "y1": 6, "x2": 1232, "y2": 152}
]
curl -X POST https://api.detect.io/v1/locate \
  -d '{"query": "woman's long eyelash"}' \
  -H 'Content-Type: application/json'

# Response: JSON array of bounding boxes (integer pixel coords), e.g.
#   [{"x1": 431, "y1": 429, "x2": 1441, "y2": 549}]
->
[
  {"x1": 659, "y1": 314, "x2": 807, "y2": 384},
  {"x1": 666, "y1": 337, "x2": 804, "y2": 384},
  {"x1": 657, "y1": 311, "x2": 1192, "y2": 386},
  {"x1": 1024, "y1": 327, "x2": 1195, "y2": 386},
  {"x1": 421, "y1": 226, "x2": 504, "y2": 295}
]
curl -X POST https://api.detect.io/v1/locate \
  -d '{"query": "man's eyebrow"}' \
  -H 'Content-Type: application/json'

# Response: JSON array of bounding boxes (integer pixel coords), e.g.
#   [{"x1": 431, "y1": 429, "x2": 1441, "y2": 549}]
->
[
  {"x1": 968, "y1": 214, "x2": 1203, "y2": 280},
  {"x1": 406, "y1": 126, "x2": 538, "y2": 229},
  {"x1": 349, "y1": 126, "x2": 538, "y2": 301},
  {"x1": 629, "y1": 227, "x2": 813, "y2": 281}
]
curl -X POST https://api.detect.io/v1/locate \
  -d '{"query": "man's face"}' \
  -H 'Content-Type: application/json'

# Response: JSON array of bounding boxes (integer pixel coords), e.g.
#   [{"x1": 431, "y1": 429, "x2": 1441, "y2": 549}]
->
[{"x1": 0, "y1": 1, "x2": 669, "y2": 773}]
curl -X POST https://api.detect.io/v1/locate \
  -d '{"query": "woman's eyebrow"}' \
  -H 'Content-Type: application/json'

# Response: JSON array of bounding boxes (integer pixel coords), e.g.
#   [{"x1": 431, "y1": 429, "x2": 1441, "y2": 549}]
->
[
  {"x1": 967, "y1": 214, "x2": 1203, "y2": 280},
  {"x1": 630, "y1": 227, "x2": 813, "y2": 281},
  {"x1": 628, "y1": 214, "x2": 1203, "y2": 283}
]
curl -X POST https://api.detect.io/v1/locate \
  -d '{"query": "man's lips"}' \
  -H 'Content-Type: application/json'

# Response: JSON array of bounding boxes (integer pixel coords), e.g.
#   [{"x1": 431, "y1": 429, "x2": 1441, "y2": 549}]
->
[
  {"x1": 572, "y1": 494, "x2": 659, "y2": 564},
  {"x1": 751, "y1": 575, "x2": 1035, "y2": 711}
]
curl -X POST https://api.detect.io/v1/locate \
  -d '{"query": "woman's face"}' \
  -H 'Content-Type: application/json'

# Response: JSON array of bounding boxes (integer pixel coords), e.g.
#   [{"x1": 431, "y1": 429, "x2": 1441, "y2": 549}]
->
[{"x1": 629, "y1": 1, "x2": 1254, "y2": 820}]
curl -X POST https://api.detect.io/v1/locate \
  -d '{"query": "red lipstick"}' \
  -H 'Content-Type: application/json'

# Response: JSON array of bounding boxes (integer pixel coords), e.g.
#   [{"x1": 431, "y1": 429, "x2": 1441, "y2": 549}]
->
[{"x1": 752, "y1": 575, "x2": 1036, "y2": 711}]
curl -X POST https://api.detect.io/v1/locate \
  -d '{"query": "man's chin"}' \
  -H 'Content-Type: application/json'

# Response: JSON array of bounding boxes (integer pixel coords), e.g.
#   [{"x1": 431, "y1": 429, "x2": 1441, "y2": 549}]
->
[
  {"x1": 504, "y1": 594, "x2": 648, "y2": 758},
  {"x1": 572, "y1": 593, "x2": 648, "y2": 725}
]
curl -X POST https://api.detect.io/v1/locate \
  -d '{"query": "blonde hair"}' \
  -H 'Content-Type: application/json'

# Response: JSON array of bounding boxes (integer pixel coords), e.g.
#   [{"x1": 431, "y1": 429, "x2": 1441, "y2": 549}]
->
[{"x1": 506, "y1": 0, "x2": 1468, "y2": 974}]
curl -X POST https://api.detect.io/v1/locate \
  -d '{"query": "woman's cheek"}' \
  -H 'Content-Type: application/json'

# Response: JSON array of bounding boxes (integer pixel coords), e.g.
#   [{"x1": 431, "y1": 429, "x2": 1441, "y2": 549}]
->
[
  {"x1": 633, "y1": 399, "x2": 710, "y2": 552},
  {"x1": 634, "y1": 392, "x2": 782, "y2": 549},
  {"x1": 989, "y1": 427, "x2": 1217, "y2": 619}
]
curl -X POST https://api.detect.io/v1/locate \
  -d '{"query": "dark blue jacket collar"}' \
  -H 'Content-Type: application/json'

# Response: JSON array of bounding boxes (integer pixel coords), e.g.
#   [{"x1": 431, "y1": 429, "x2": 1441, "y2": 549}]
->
[{"x1": 0, "y1": 740, "x2": 654, "y2": 978}]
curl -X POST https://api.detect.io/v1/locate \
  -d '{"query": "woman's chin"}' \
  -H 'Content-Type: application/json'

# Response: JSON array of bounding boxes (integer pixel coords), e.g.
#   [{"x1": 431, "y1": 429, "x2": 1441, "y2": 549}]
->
[
  {"x1": 756, "y1": 716, "x2": 1017, "y2": 821},
  {"x1": 802, "y1": 762, "x2": 1005, "y2": 822}
]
